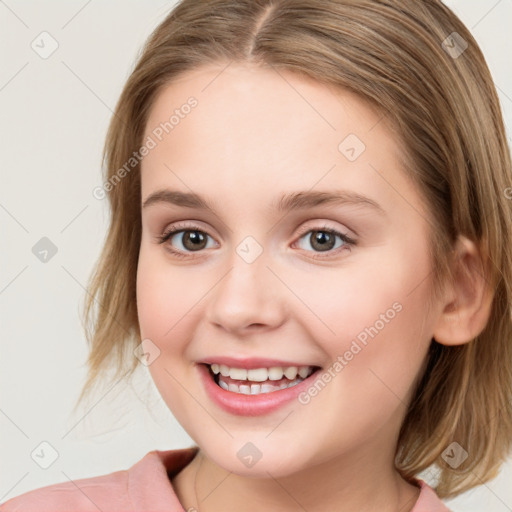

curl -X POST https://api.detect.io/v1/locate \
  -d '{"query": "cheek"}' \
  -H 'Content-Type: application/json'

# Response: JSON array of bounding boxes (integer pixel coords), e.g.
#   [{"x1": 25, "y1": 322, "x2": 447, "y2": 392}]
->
[
  {"x1": 292, "y1": 241, "x2": 429, "y2": 341},
  {"x1": 136, "y1": 248, "x2": 202, "y2": 418},
  {"x1": 308, "y1": 237, "x2": 434, "y2": 398},
  {"x1": 136, "y1": 246, "x2": 200, "y2": 343}
]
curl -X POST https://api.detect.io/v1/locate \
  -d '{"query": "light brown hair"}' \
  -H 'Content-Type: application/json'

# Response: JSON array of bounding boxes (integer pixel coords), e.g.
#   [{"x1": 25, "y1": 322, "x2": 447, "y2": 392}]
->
[{"x1": 77, "y1": 0, "x2": 512, "y2": 499}]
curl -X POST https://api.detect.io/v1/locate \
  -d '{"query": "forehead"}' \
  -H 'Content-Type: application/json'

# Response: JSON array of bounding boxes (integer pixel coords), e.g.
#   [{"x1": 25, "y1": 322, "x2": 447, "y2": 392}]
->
[
  {"x1": 143, "y1": 61, "x2": 386, "y2": 152},
  {"x1": 140, "y1": 62, "x2": 424, "y2": 221}
]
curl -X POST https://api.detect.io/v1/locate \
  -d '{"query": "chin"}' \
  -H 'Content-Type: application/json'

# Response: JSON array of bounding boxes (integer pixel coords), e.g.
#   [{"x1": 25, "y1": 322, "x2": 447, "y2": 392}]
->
[{"x1": 198, "y1": 438, "x2": 315, "y2": 479}]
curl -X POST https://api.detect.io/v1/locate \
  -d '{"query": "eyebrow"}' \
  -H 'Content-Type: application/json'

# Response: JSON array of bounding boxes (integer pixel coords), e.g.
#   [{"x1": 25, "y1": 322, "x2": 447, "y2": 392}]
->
[{"x1": 142, "y1": 189, "x2": 386, "y2": 216}]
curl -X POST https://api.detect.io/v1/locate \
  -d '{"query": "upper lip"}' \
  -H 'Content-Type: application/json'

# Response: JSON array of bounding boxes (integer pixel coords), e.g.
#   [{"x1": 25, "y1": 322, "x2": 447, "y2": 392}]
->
[{"x1": 198, "y1": 356, "x2": 322, "y2": 370}]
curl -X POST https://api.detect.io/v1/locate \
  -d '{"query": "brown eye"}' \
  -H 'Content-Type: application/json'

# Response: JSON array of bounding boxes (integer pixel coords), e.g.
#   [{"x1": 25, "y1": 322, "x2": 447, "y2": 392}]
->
[
  {"x1": 295, "y1": 227, "x2": 355, "y2": 258},
  {"x1": 308, "y1": 231, "x2": 337, "y2": 252},
  {"x1": 158, "y1": 224, "x2": 216, "y2": 256},
  {"x1": 178, "y1": 230, "x2": 208, "y2": 251}
]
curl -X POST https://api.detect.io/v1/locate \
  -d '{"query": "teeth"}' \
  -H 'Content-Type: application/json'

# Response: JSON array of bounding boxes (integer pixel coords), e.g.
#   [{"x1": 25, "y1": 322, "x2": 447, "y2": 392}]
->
[
  {"x1": 219, "y1": 378, "x2": 305, "y2": 395},
  {"x1": 209, "y1": 363, "x2": 315, "y2": 381},
  {"x1": 208, "y1": 362, "x2": 318, "y2": 395},
  {"x1": 248, "y1": 368, "x2": 270, "y2": 381},
  {"x1": 229, "y1": 368, "x2": 247, "y2": 380},
  {"x1": 268, "y1": 367, "x2": 284, "y2": 380},
  {"x1": 239, "y1": 384, "x2": 251, "y2": 395},
  {"x1": 260, "y1": 383, "x2": 279, "y2": 393},
  {"x1": 284, "y1": 366, "x2": 298, "y2": 379},
  {"x1": 298, "y1": 367, "x2": 311, "y2": 378}
]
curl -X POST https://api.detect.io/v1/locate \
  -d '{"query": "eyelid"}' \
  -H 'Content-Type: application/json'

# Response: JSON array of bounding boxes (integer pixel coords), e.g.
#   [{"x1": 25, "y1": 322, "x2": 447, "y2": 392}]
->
[
  {"x1": 157, "y1": 221, "x2": 217, "y2": 245},
  {"x1": 158, "y1": 220, "x2": 217, "y2": 241},
  {"x1": 293, "y1": 220, "x2": 354, "y2": 239}
]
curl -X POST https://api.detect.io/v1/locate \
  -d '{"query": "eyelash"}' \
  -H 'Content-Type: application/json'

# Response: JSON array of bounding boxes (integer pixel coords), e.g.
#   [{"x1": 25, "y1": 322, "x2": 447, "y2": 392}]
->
[{"x1": 156, "y1": 222, "x2": 357, "y2": 260}]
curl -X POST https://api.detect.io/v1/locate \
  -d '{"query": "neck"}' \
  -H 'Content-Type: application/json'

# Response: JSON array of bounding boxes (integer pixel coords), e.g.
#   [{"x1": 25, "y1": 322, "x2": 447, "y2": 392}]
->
[{"x1": 172, "y1": 440, "x2": 420, "y2": 512}]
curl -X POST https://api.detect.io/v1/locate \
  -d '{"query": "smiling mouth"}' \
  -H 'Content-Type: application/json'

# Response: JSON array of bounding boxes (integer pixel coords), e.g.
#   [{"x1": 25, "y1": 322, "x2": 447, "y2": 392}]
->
[{"x1": 203, "y1": 363, "x2": 322, "y2": 395}]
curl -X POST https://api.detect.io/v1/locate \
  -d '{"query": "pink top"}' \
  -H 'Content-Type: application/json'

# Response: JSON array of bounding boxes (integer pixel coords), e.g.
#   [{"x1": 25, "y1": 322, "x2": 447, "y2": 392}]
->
[{"x1": 1, "y1": 446, "x2": 451, "y2": 511}]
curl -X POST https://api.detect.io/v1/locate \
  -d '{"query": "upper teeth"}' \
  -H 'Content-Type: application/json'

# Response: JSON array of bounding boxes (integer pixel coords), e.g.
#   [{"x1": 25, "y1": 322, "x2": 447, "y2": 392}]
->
[{"x1": 210, "y1": 364, "x2": 314, "y2": 381}]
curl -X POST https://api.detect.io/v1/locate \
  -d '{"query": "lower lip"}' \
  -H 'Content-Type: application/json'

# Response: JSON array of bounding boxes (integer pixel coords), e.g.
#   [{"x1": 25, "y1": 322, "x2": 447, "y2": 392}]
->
[{"x1": 197, "y1": 363, "x2": 321, "y2": 416}]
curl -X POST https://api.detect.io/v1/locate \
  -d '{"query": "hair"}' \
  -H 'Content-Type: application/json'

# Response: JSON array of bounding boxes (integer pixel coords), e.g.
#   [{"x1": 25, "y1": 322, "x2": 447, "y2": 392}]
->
[{"x1": 76, "y1": 0, "x2": 512, "y2": 500}]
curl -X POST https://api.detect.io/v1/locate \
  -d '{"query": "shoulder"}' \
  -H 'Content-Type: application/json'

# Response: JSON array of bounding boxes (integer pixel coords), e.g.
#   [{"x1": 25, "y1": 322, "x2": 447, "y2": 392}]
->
[
  {"x1": 0, "y1": 468, "x2": 130, "y2": 512},
  {"x1": 411, "y1": 479, "x2": 452, "y2": 512},
  {"x1": 0, "y1": 447, "x2": 198, "y2": 512}
]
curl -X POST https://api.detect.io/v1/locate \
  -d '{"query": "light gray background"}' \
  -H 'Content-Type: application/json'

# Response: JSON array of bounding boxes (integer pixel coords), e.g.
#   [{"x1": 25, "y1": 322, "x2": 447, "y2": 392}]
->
[{"x1": 1, "y1": 1, "x2": 511, "y2": 510}]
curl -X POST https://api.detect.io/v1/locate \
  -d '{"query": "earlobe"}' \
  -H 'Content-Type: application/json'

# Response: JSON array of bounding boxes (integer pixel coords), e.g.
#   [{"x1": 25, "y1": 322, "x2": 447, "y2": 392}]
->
[{"x1": 432, "y1": 235, "x2": 494, "y2": 346}]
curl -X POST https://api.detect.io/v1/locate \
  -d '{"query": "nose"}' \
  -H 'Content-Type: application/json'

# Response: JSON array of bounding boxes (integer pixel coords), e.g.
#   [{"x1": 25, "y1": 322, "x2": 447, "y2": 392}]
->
[{"x1": 204, "y1": 250, "x2": 286, "y2": 335}]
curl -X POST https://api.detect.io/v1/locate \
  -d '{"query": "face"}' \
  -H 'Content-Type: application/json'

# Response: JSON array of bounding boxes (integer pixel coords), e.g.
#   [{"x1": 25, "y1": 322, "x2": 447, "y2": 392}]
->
[{"x1": 137, "y1": 61, "x2": 440, "y2": 477}]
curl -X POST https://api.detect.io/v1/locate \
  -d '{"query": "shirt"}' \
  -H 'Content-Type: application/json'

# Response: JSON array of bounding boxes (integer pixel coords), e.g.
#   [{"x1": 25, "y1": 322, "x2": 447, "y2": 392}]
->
[{"x1": 0, "y1": 446, "x2": 451, "y2": 511}]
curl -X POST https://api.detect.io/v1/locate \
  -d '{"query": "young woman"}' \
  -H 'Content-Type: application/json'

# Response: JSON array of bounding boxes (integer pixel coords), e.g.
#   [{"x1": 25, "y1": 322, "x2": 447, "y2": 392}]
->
[{"x1": 3, "y1": 1, "x2": 511, "y2": 510}]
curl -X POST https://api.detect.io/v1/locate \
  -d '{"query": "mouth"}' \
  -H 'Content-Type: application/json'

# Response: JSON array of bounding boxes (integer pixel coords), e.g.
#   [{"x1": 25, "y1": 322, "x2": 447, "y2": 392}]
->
[{"x1": 201, "y1": 363, "x2": 322, "y2": 396}]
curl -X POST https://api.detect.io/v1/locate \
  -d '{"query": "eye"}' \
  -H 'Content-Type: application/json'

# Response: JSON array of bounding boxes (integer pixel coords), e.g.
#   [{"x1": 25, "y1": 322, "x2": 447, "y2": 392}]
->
[
  {"x1": 293, "y1": 225, "x2": 356, "y2": 258},
  {"x1": 157, "y1": 222, "x2": 216, "y2": 258}
]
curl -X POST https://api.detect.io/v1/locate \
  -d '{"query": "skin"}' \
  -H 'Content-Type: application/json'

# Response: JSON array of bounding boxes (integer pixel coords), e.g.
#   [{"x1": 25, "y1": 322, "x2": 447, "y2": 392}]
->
[{"x1": 136, "y1": 61, "x2": 492, "y2": 511}]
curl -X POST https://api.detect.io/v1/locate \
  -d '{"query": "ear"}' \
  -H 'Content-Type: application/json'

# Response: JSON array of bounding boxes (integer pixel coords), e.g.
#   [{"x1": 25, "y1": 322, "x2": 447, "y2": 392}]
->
[{"x1": 433, "y1": 235, "x2": 494, "y2": 346}]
